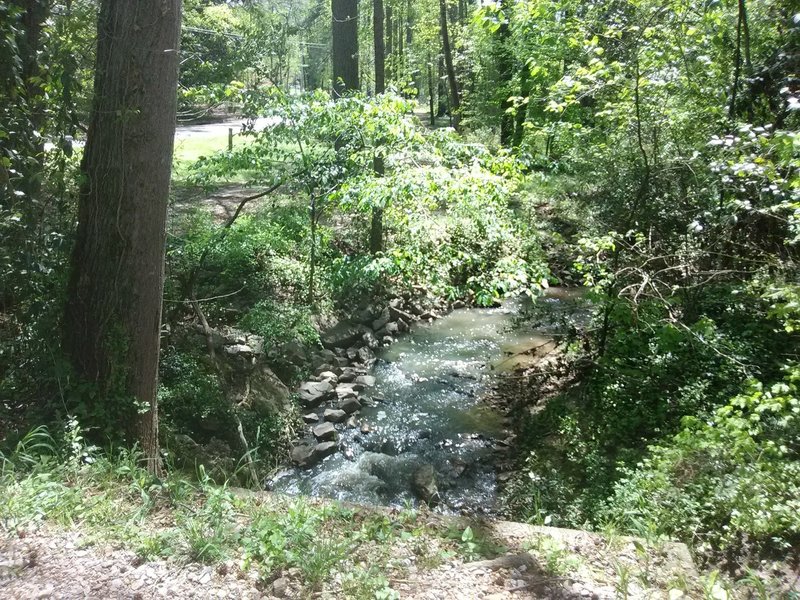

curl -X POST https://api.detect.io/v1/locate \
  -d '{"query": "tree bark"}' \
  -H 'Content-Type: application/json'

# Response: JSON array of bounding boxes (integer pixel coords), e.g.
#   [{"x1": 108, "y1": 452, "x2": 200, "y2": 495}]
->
[
  {"x1": 332, "y1": 0, "x2": 360, "y2": 95},
  {"x1": 428, "y1": 57, "x2": 436, "y2": 125},
  {"x1": 370, "y1": 0, "x2": 385, "y2": 254},
  {"x1": 511, "y1": 66, "x2": 531, "y2": 149},
  {"x1": 373, "y1": 0, "x2": 385, "y2": 94},
  {"x1": 437, "y1": 54, "x2": 449, "y2": 117},
  {"x1": 385, "y1": 5, "x2": 393, "y2": 81},
  {"x1": 497, "y1": 0, "x2": 513, "y2": 146},
  {"x1": 439, "y1": 0, "x2": 460, "y2": 129},
  {"x1": 64, "y1": 0, "x2": 182, "y2": 473}
]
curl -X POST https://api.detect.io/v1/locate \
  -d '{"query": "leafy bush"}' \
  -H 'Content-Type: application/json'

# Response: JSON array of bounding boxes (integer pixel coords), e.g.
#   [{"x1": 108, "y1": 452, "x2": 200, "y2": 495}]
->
[
  {"x1": 603, "y1": 364, "x2": 800, "y2": 561},
  {"x1": 158, "y1": 348, "x2": 233, "y2": 443},
  {"x1": 505, "y1": 288, "x2": 793, "y2": 529}
]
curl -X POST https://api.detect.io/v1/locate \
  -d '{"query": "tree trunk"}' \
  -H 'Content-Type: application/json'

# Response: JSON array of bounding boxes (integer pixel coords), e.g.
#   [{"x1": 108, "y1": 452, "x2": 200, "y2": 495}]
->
[
  {"x1": 437, "y1": 54, "x2": 449, "y2": 117},
  {"x1": 497, "y1": 0, "x2": 513, "y2": 146},
  {"x1": 332, "y1": 0, "x2": 360, "y2": 95},
  {"x1": 370, "y1": 0, "x2": 385, "y2": 254},
  {"x1": 64, "y1": 0, "x2": 181, "y2": 474},
  {"x1": 385, "y1": 5, "x2": 393, "y2": 81},
  {"x1": 373, "y1": 0, "x2": 385, "y2": 94},
  {"x1": 428, "y1": 57, "x2": 436, "y2": 125},
  {"x1": 439, "y1": 0, "x2": 460, "y2": 129},
  {"x1": 511, "y1": 66, "x2": 531, "y2": 149},
  {"x1": 8, "y1": 0, "x2": 50, "y2": 201}
]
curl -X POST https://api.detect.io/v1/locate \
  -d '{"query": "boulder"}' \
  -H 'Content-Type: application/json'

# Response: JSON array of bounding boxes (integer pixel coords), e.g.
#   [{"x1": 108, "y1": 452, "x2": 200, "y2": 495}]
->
[
  {"x1": 360, "y1": 422, "x2": 371, "y2": 434},
  {"x1": 356, "y1": 346, "x2": 376, "y2": 367},
  {"x1": 408, "y1": 303, "x2": 425, "y2": 316},
  {"x1": 224, "y1": 343, "x2": 254, "y2": 357},
  {"x1": 382, "y1": 336, "x2": 394, "y2": 345},
  {"x1": 317, "y1": 370, "x2": 339, "y2": 384},
  {"x1": 336, "y1": 382, "x2": 363, "y2": 398},
  {"x1": 323, "y1": 408, "x2": 348, "y2": 423},
  {"x1": 333, "y1": 356, "x2": 350, "y2": 368},
  {"x1": 338, "y1": 367, "x2": 366, "y2": 383},
  {"x1": 311, "y1": 349, "x2": 337, "y2": 370},
  {"x1": 229, "y1": 363, "x2": 291, "y2": 416},
  {"x1": 412, "y1": 464, "x2": 439, "y2": 505},
  {"x1": 362, "y1": 330, "x2": 380, "y2": 349},
  {"x1": 298, "y1": 380, "x2": 334, "y2": 407},
  {"x1": 338, "y1": 369, "x2": 356, "y2": 383},
  {"x1": 372, "y1": 308, "x2": 391, "y2": 332},
  {"x1": 346, "y1": 346, "x2": 360, "y2": 361},
  {"x1": 282, "y1": 340, "x2": 307, "y2": 366},
  {"x1": 396, "y1": 318, "x2": 409, "y2": 333},
  {"x1": 291, "y1": 444, "x2": 315, "y2": 466},
  {"x1": 291, "y1": 441, "x2": 338, "y2": 467},
  {"x1": 354, "y1": 305, "x2": 378, "y2": 325},
  {"x1": 419, "y1": 311, "x2": 436, "y2": 320},
  {"x1": 302, "y1": 412, "x2": 320, "y2": 424},
  {"x1": 346, "y1": 416, "x2": 358, "y2": 428},
  {"x1": 378, "y1": 321, "x2": 400, "y2": 337},
  {"x1": 313, "y1": 363, "x2": 335, "y2": 376},
  {"x1": 389, "y1": 305, "x2": 415, "y2": 323},
  {"x1": 321, "y1": 322, "x2": 370, "y2": 350},
  {"x1": 452, "y1": 300, "x2": 466, "y2": 309},
  {"x1": 354, "y1": 375, "x2": 376, "y2": 388},
  {"x1": 339, "y1": 396, "x2": 362, "y2": 414},
  {"x1": 313, "y1": 422, "x2": 337, "y2": 442},
  {"x1": 313, "y1": 441, "x2": 338, "y2": 460}
]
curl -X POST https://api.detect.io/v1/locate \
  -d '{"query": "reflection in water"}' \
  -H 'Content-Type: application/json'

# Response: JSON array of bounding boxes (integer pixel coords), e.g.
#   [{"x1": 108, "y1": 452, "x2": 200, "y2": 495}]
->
[{"x1": 269, "y1": 290, "x2": 578, "y2": 513}]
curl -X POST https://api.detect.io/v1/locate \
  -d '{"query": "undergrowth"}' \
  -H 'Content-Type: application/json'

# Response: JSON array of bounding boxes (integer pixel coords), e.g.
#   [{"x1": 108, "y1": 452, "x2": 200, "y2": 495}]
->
[{"x1": 0, "y1": 423, "x2": 460, "y2": 597}]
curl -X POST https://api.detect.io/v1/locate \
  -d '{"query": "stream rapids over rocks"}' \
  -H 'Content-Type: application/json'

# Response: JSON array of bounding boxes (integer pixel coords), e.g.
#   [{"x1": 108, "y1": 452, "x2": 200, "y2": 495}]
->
[{"x1": 269, "y1": 289, "x2": 579, "y2": 514}]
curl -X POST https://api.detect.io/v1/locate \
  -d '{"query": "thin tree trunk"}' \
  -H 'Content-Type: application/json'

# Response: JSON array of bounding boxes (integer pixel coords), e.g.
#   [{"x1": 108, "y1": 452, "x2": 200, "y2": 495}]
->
[
  {"x1": 437, "y1": 54, "x2": 448, "y2": 117},
  {"x1": 65, "y1": 0, "x2": 182, "y2": 474},
  {"x1": 373, "y1": 0, "x2": 385, "y2": 94},
  {"x1": 332, "y1": 0, "x2": 360, "y2": 95},
  {"x1": 370, "y1": 0, "x2": 386, "y2": 254},
  {"x1": 439, "y1": 0, "x2": 460, "y2": 129},
  {"x1": 385, "y1": 5, "x2": 393, "y2": 81},
  {"x1": 497, "y1": 0, "x2": 513, "y2": 146},
  {"x1": 728, "y1": 0, "x2": 751, "y2": 120},
  {"x1": 11, "y1": 0, "x2": 49, "y2": 200},
  {"x1": 428, "y1": 57, "x2": 436, "y2": 125},
  {"x1": 511, "y1": 67, "x2": 531, "y2": 149}
]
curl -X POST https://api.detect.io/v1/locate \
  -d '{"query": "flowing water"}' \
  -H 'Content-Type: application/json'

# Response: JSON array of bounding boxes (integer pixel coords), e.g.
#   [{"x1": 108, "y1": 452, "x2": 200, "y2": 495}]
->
[{"x1": 269, "y1": 288, "x2": 581, "y2": 513}]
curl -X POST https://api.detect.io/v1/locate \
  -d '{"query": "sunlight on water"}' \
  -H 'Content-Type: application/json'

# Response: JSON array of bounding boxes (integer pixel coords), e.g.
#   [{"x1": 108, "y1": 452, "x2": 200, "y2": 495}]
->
[{"x1": 270, "y1": 290, "x2": 580, "y2": 513}]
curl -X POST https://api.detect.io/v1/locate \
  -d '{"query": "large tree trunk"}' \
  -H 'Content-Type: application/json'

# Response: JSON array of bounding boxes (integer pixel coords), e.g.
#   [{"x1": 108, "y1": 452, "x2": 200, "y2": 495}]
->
[
  {"x1": 332, "y1": 0, "x2": 360, "y2": 95},
  {"x1": 439, "y1": 0, "x2": 460, "y2": 129},
  {"x1": 64, "y1": 0, "x2": 181, "y2": 473},
  {"x1": 370, "y1": 0, "x2": 386, "y2": 254}
]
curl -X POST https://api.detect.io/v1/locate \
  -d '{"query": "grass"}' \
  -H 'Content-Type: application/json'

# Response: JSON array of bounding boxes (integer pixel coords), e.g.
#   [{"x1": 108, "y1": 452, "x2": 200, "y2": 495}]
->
[
  {"x1": 0, "y1": 424, "x2": 455, "y2": 598},
  {"x1": 172, "y1": 129, "x2": 255, "y2": 183}
]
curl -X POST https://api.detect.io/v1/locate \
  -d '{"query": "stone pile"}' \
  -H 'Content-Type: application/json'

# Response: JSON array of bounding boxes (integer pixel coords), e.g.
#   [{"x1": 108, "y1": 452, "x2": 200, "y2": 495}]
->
[{"x1": 289, "y1": 296, "x2": 450, "y2": 468}]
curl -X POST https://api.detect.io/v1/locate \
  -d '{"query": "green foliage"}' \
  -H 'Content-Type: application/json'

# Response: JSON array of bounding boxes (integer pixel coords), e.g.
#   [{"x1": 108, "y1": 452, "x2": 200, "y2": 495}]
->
[
  {"x1": 604, "y1": 364, "x2": 800, "y2": 560},
  {"x1": 158, "y1": 348, "x2": 232, "y2": 443}
]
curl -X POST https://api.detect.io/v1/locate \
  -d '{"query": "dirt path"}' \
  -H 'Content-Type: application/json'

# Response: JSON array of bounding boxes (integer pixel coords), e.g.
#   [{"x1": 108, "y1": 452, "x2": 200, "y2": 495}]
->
[{"x1": 1, "y1": 508, "x2": 697, "y2": 599}]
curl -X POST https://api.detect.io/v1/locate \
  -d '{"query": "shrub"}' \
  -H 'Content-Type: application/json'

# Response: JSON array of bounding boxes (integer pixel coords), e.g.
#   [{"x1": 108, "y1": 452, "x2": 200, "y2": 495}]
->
[{"x1": 603, "y1": 364, "x2": 800, "y2": 561}]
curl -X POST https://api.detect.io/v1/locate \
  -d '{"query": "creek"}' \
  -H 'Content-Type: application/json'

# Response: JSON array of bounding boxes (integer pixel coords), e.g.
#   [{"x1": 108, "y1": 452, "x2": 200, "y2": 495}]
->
[{"x1": 269, "y1": 288, "x2": 581, "y2": 514}]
